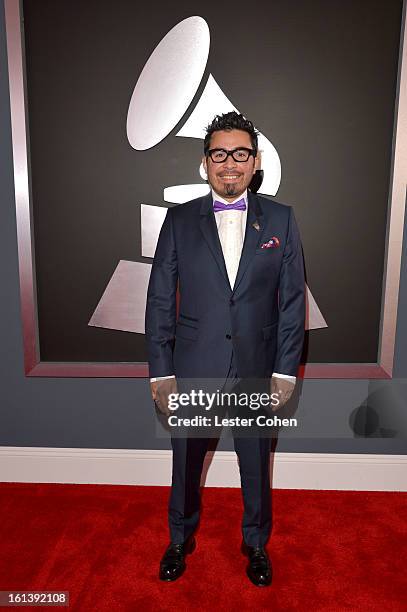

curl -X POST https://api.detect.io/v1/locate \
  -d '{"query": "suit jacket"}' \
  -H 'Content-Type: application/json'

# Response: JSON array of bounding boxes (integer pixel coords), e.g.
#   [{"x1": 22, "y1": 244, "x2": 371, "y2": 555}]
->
[{"x1": 145, "y1": 190, "x2": 305, "y2": 380}]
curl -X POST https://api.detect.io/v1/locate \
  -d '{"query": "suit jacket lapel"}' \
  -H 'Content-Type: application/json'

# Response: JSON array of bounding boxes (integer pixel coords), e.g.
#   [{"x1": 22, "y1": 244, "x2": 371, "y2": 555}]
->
[
  {"x1": 232, "y1": 191, "x2": 265, "y2": 294},
  {"x1": 199, "y1": 193, "x2": 231, "y2": 291}
]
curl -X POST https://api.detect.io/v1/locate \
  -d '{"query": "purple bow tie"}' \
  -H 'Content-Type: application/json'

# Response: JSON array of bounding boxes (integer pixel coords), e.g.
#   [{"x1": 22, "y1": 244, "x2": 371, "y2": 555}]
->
[{"x1": 213, "y1": 198, "x2": 246, "y2": 213}]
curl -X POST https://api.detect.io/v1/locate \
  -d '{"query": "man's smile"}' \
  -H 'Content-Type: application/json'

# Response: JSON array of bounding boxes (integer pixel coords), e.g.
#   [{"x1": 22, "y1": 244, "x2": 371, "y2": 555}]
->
[{"x1": 218, "y1": 174, "x2": 241, "y2": 180}]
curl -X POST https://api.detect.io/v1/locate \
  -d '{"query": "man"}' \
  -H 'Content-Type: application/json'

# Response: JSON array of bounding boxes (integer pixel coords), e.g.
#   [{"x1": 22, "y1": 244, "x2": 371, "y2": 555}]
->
[{"x1": 145, "y1": 112, "x2": 305, "y2": 586}]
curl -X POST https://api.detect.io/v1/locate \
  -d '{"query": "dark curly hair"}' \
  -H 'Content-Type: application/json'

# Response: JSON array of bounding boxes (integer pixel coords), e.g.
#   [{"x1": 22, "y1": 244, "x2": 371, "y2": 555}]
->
[{"x1": 204, "y1": 112, "x2": 259, "y2": 156}]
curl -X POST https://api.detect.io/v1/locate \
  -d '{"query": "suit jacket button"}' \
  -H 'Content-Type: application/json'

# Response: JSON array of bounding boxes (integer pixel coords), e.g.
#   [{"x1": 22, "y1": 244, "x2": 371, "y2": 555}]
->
[
  {"x1": 226, "y1": 334, "x2": 232, "y2": 340},
  {"x1": 229, "y1": 299, "x2": 235, "y2": 305}
]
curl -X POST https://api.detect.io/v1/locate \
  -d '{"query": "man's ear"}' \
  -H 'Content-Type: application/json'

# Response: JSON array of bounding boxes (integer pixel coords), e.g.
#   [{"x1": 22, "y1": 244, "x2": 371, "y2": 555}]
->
[
  {"x1": 254, "y1": 151, "x2": 261, "y2": 173},
  {"x1": 202, "y1": 156, "x2": 208, "y2": 173}
]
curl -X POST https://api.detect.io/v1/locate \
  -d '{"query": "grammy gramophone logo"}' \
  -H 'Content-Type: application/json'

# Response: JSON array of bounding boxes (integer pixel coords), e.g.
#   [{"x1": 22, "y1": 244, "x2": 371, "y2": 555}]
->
[{"x1": 88, "y1": 16, "x2": 327, "y2": 335}]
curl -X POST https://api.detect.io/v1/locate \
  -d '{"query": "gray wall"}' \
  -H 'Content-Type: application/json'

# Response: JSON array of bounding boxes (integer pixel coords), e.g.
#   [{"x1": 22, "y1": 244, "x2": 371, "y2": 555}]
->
[{"x1": 1, "y1": 1, "x2": 406, "y2": 455}]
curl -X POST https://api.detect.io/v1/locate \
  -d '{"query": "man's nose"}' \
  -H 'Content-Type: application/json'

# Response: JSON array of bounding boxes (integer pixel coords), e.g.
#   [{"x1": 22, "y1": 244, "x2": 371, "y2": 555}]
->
[{"x1": 224, "y1": 155, "x2": 237, "y2": 168}]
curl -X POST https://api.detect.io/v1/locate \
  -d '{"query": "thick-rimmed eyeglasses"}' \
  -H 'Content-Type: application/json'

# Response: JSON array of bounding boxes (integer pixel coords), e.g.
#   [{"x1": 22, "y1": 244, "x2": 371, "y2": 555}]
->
[{"x1": 206, "y1": 147, "x2": 256, "y2": 163}]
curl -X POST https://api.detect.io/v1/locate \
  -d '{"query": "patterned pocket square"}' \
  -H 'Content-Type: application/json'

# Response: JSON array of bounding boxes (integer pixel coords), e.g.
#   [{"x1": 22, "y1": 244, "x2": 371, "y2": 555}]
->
[{"x1": 260, "y1": 237, "x2": 280, "y2": 249}]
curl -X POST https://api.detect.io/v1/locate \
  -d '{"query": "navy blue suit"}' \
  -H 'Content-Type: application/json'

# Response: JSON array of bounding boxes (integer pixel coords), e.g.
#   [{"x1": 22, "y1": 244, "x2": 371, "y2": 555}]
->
[{"x1": 145, "y1": 190, "x2": 305, "y2": 545}]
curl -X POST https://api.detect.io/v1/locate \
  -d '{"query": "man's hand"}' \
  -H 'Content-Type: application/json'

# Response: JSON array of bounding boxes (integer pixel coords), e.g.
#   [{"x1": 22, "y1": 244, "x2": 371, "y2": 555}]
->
[
  {"x1": 150, "y1": 378, "x2": 178, "y2": 417},
  {"x1": 270, "y1": 376, "x2": 295, "y2": 411}
]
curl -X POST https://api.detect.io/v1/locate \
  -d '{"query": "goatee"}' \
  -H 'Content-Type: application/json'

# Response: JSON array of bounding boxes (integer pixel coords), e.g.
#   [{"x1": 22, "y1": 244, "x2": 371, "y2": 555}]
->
[{"x1": 225, "y1": 184, "x2": 237, "y2": 196}]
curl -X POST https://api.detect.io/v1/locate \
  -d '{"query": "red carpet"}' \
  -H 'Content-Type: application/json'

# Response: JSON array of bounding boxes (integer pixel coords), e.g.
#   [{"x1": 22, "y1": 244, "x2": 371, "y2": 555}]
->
[{"x1": 0, "y1": 483, "x2": 406, "y2": 611}]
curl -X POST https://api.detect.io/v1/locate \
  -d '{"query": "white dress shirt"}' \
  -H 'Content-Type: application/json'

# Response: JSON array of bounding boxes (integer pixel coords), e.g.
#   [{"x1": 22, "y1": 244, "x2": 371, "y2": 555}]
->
[
  {"x1": 213, "y1": 190, "x2": 247, "y2": 289},
  {"x1": 150, "y1": 189, "x2": 296, "y2": 385}
]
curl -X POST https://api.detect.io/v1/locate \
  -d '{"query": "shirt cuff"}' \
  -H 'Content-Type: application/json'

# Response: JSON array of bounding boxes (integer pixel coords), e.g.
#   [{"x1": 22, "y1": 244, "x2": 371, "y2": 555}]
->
[
  {"x1": 150, "y1": 375, "x2": 175, "y2": 382},
  {"x1": 272, "y1": 372, "x2": 296, "y2": 384}
]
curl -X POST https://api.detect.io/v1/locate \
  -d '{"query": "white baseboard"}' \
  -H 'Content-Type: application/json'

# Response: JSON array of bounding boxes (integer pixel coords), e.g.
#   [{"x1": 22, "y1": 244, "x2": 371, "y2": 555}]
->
[{"x1": 0, "y1": 447, "x2": 406, "y2": 491}]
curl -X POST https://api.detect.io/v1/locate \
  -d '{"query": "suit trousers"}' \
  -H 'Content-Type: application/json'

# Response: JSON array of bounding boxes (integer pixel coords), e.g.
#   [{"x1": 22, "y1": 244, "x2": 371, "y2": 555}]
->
[{"x1": 168, "y1": 351, "x2": 273, "y2": 546}]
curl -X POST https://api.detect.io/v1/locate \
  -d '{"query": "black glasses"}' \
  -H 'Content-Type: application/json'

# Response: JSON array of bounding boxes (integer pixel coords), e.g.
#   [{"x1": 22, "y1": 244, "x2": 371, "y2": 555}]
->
[{"x1": 206, "y1": 147, "x2": 256, "y2": 163}]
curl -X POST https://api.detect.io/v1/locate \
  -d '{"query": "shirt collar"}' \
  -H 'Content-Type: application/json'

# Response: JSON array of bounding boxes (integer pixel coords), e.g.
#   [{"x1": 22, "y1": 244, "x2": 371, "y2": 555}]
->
[{"x1": 211, "y1": 189, "x2": 248, "y2": 208}]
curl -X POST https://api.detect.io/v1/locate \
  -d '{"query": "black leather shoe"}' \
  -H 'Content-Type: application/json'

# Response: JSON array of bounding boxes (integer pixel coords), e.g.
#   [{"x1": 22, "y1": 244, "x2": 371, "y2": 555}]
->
[
  {"x1": 159, "y1": 535, "x2": 196, "y2": 581},
  {"x1": 241, "y1": 540, "x2": 272, "y2": 586}
]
